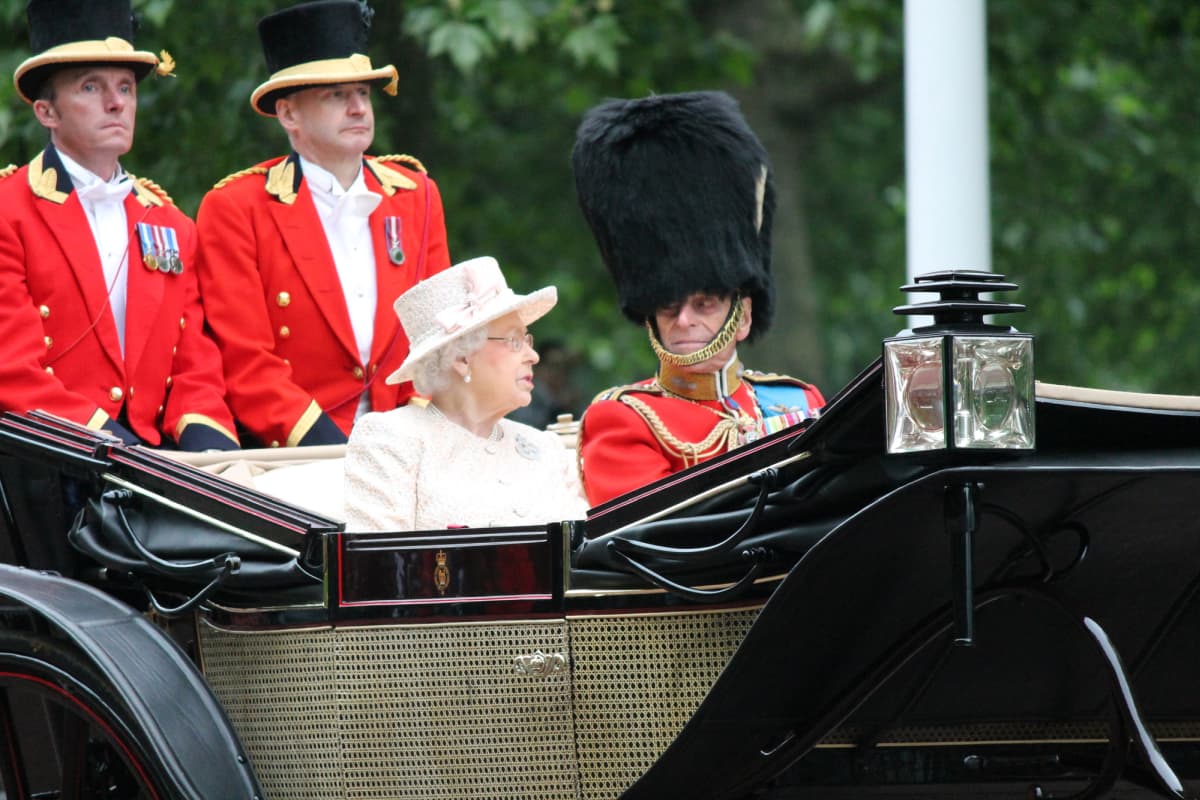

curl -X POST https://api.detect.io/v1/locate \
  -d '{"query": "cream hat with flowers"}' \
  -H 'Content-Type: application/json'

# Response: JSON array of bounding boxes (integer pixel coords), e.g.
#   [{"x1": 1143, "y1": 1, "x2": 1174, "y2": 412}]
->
[{"x1": 386, "y1": 257, "x2": 558, "y2": 385}]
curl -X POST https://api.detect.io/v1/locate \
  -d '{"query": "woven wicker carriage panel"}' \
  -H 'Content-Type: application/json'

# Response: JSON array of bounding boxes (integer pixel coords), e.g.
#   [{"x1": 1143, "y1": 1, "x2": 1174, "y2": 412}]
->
[
  {"x1": 199, "y1": 608, "x2": 760, "y2": 799},
  {"x1": 199, "y1": 619, "x2": 577, "y2": 800},
  {"x1": 568, "y1": 606, "x2": 760, "y2": 800},
  {"x1": 198, "y1": 622, "x2": 345, "y2": 799},
  {"x1": 335, "y1": 621, "x2": 577, "y2": 799}
]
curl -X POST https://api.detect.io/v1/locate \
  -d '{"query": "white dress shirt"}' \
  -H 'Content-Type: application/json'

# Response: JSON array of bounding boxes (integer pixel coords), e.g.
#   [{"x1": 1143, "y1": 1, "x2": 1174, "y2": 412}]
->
[
  {"x1": 300, "y1": 157, "x2": 381, "y2": 420},
  {"x1": 60, "y1": 151, "x2": 133, "y2": 355}
]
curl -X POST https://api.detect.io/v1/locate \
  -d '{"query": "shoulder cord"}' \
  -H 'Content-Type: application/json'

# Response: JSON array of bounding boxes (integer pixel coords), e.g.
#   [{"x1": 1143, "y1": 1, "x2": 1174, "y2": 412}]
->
[
  {"x1": 45, "y1": 202, "x2": 156, "y2": 367},
  {"x1": 618, "y1": 394, "x2": 741, "y2": 468}
]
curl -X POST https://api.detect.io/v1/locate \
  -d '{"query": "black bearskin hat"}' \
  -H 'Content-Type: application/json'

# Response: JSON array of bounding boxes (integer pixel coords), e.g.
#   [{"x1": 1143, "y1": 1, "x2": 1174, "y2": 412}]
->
[{"x1": 572, "y1": 91, "x2": 776, "y2": 340}]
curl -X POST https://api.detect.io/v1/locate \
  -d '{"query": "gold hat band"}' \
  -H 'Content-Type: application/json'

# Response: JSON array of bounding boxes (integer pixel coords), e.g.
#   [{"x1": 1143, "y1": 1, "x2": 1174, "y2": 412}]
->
[
  {"x1": 13, "y1": 37, "x2": 160, "y2": 104},
  {"x1": 250, "y1": 54, "x2": 399, "y2": 116}
]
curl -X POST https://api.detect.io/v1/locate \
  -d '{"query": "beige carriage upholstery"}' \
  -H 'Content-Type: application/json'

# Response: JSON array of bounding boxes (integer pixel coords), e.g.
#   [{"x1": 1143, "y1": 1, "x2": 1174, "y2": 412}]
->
[
  {"x1": 173, "y1": 381, "x2": 1200, "y2": 521},
  {"x1": 1035, "y1": 381, "x2": 1200, "y2": 411},
  {"x1": 169, "y1": 414, "x2": 581, "y2": 522}
]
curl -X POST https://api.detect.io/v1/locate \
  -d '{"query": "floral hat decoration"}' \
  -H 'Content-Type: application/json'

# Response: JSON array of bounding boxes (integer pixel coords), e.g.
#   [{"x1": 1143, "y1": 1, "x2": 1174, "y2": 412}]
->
[{"x1": 386, "y1": 256, "x2": 558, "y2": 385}]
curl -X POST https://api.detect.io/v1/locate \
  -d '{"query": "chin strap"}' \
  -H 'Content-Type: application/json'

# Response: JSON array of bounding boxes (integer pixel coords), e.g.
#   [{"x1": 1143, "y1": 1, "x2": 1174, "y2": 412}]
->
[{"x1": 646, "y1": 296, "x2": 745, "y2": 367}]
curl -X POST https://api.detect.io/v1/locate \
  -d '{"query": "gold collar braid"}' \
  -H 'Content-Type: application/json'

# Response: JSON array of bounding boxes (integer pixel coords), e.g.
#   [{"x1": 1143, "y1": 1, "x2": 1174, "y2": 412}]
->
[
  {"x1": 657, "y1": 356, "x2": 742, "y2": 402},
  {"x1": 646, "y1": 296, "x2": 744, "y2": 368}
]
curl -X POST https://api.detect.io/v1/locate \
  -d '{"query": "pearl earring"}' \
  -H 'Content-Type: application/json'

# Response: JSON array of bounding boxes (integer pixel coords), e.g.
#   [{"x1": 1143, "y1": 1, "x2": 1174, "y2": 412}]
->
[{"x1": 464, "y1": 370, "x2": 471, "y2": 384}]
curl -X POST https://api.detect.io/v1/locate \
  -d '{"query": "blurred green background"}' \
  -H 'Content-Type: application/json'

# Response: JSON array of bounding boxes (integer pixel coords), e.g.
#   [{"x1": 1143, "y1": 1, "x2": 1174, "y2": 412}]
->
[{"x1": 3, "y1": 0, "x2": 1198, "y2": 417}]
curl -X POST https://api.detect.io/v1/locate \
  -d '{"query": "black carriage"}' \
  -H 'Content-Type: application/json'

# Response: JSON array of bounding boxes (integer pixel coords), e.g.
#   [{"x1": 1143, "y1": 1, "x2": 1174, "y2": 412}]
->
[{"x1": 1, "y1": 273, "x2": 1198, "y2": 799}]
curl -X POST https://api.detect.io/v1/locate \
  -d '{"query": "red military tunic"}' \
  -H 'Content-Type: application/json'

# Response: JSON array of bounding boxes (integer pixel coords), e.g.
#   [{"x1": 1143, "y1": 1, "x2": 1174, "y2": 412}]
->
[
  {"x1": 579, "y1": 361, "x2": 824, "y2": 505},
  {"x1": 195, "y1": 153, "x2": 451, "y2": 447},
  {"x1": 0, "y1": 148, "x2": 237, "y2": 447}
]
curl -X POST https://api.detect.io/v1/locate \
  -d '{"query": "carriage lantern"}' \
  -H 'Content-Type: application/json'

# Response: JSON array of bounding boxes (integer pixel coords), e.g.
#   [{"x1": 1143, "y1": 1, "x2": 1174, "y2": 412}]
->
[{"x1": 884, "y1": 270, "x2": 1035, "y2": 455}]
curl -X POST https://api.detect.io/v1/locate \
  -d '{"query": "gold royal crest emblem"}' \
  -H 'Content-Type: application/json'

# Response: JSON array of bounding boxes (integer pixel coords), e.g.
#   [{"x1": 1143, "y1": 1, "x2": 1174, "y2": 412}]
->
[{"x1": 434, "y1": 549, "x2": 450, "y2": 596}]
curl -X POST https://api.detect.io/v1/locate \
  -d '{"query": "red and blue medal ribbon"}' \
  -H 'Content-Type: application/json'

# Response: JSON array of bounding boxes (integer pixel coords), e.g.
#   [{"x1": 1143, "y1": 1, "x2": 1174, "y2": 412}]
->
[
  {"x1": 384, "y1": 216, "x2": 404, "y2": 265},
  {"x1": 136, "y1": 223, "x2": 183, "y2": 274}
]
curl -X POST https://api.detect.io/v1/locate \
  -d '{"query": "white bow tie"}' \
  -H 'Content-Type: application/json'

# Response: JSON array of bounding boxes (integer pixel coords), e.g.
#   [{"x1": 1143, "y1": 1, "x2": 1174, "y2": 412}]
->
[
  {"x1": 76, "y1": 178, "x2": 133, "y2": 205},
  {"x1": 332, "y1": 189, "x2": 382, "y2": 221}
]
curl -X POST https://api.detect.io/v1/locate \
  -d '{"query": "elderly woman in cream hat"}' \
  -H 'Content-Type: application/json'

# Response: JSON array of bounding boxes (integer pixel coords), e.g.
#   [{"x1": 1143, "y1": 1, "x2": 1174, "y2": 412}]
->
[{"x1": 343, "y1": 257, "x2": 587, "y2": 531}]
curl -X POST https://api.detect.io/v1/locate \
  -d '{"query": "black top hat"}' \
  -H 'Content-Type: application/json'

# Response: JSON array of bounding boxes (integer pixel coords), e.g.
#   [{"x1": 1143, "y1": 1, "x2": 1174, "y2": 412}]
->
[
  {"x1": 251, "y1": 0, "x2": 397, "y2": 117},
  {"x1": 13, "y1": 0, "x2": 163, "y2": 104},
  {"x1": 572, "y1": 91, "x2": 777, "y2": 340}
]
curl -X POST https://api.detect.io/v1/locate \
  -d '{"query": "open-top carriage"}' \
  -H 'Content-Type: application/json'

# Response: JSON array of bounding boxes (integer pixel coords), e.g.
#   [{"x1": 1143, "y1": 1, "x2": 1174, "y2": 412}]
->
[{"x1": 1, "y1": 273, "x2": 1199, "y2": 799}]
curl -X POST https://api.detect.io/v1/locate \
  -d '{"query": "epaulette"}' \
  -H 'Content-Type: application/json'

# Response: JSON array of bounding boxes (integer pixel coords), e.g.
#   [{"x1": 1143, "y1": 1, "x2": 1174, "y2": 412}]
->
[
  {"x1": 589, "y1": 382, "x2": 664, "y2": 405},
  {"x1": 0, "y1": 164, "x2": 16, "y2": 181},
  {"x1": 743, "y1": 369, "x2": 814, "y2": 388},
  {"x1": 212, "y1": 166, "x2": 268, "y2": 190},
  {"x1": 130, "y1": 175, "x2": 172, "y2": 207},
  {"x1": 374, "y1": 154, "x2": 427, "y2": 174}
]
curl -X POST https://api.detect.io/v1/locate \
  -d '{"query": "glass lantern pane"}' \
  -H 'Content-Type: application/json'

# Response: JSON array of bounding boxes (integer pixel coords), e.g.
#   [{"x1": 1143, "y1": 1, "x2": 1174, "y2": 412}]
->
[
  {"x1": 951, "y1": 336, "x2": 1036, "y2": 449},
  {"x1": 884, "y1": 336, "x2": 946, "y2": 453}
]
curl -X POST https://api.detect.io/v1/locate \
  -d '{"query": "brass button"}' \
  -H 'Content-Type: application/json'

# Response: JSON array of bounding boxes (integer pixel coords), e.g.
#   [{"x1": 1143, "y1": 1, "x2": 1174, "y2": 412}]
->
[
  {"x1": 352, "y1": 366, "x2": 365, "y2": 379},
  {"x1": 282, "y1": 358, "x2": 290, "y2": 365},
  {"x1": 43, "y1": 336, "x2": 52, "y2": 349},
  {"x1": 44, "y1": 366, "x2": 54, "y2": 375},
  {"x1": 179, "y1": 316, "x2": 186, "y2": 329},
  {"x1": 276, "y1": 292, "x2": 291, "y2": 308},
  {"x1": 172, "y1": 346, "x2": 178, "y2": 356},
  {"x1": 278, "y1": 325, "x2": 291, "y2": 339},
  {"x1": 109, "y1": 387, "x2": 123, "y2": 402},
  {"x1": 369, "y1": 364, "x2": 377, "y2": 375},
  {"x1": 157, "y1": 405, "x2": 164, "y2": 415},
  {"x1": 128, "y1": 386, "x2": 135, "y2": 398},
  {"x1": 270, "y1": 440, "x2": 280, "y2": 448},
  {"x1": 165, "y1": 375, "x2": 173, "y2": 386},
  {"x1": 39, "y1": 304, "x2": 50, "y2": 319}
]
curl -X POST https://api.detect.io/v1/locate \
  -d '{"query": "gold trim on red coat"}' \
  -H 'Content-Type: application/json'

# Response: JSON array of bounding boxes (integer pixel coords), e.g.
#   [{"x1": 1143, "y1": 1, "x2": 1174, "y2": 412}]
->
[
  {"x1": 174, "y1": 414, "x2": 238, "y2": 445},
  {"x1": 286, "y1": 400, "x2": 324, "y2": 448}
]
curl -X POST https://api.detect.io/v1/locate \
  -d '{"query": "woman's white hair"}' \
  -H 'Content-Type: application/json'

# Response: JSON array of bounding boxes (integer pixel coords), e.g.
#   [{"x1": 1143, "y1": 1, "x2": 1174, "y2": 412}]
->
[{"x1": 410, "y1": 327, "x2": 489, "y2": 396}]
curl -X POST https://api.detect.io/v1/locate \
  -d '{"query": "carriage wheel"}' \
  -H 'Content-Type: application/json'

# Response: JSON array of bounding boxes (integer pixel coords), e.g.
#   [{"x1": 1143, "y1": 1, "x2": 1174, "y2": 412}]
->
[{"x1": 0, "y1": 631, "x2": 165, "y2": 800}]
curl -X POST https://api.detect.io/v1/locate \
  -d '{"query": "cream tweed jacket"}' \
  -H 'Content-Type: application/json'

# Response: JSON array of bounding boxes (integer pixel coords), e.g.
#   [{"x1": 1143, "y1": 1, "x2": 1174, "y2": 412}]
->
[{"x1": 343, "y1": 404, "x2": 587, "y2": 532}]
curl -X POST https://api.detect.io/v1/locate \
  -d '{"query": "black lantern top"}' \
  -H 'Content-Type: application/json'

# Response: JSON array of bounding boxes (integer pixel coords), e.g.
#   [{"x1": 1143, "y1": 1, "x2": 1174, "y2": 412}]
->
[{"x1": 892, "y1": 269, "x2": 1025, "y2": 334}]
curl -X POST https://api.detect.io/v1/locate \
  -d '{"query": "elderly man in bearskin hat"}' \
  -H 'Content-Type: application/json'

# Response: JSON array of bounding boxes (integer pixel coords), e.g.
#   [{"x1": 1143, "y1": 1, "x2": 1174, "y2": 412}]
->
[
  {"x1": 572, "y1": 91, "x2": 825, "y2": 505},
  {"x1": 0, "y1": 0, "x2": 238, "y2": 450},
  {"x1": 195, "y1": 0, "x2": 450, "y2": 448}
]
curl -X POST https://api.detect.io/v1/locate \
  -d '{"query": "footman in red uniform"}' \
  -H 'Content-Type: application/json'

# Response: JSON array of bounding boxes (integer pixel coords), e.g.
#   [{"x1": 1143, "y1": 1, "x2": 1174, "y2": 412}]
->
[
  {"x1": 195, "y1": 0, "x2": 451, "y2": 448},
  {"x1": 0, "y1": 0, "x2": 238, "y2": 450}
]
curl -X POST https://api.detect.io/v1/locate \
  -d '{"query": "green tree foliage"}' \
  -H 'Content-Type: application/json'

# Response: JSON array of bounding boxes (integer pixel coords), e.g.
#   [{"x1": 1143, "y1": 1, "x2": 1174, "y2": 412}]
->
[
  {"x1": 2, "y1": 0, "x2": 1199, "y2": 409},
  {"x1": 988, "y1": 0, "x2": 1200, "y2": 392}
]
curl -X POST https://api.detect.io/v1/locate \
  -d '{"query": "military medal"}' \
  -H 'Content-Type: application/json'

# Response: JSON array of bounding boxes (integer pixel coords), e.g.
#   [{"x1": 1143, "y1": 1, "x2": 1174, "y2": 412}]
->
[
  {"x1": 136, "y1": 223, "x2": 184, "y2": 274},
  {"x1": 136, "y1": 222, "x2": 159, "y2": 271},
  {"x1": 384, "y1": 216, "x2": 404, "y2": 265},
  {"x1": 162, "y1": 225, "x2": 184, "y2": 274}
]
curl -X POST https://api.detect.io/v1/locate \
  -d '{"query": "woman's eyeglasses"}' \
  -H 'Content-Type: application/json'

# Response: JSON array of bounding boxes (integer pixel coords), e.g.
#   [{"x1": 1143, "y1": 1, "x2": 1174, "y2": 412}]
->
[{"x1": 487, "y1": 333, "x2": 534, "y2": 352}]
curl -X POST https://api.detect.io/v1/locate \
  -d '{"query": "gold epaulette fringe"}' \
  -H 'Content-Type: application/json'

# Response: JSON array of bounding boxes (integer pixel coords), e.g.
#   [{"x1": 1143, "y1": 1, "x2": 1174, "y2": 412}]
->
[
  {"x1": 375, "y1": 154, "x2": 427, "y2": 174},
  {"x1": 132, "y1": 175, "x2": 174, "y2": 205},
  {"x1": 0, "y1": 164, "x2": 16, "y2": 180},
  {"x1": 212, "y1": 166, "x2": 268, "y2": 190}
]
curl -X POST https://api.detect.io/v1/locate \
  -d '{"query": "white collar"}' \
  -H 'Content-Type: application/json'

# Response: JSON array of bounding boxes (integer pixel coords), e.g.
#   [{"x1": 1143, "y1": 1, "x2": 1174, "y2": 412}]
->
[
  {"x1": 57, "y1": 149, "x2": 126, "y2": 191},
  {"x1": 298, "y1": 155, "x2": 369, "y2": 198}
]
